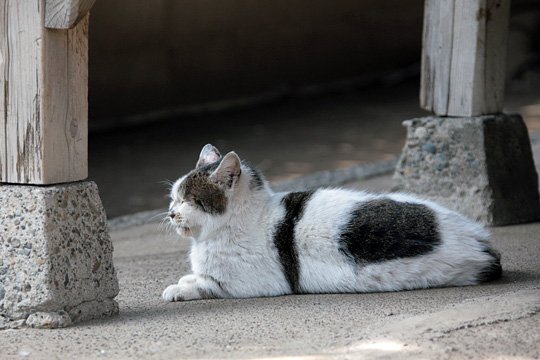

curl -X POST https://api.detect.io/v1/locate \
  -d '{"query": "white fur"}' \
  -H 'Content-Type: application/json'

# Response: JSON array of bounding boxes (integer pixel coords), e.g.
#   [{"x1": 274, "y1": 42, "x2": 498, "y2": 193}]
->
[{"x1": 163, "y1": 154, "x2": 498, "y2": 302}]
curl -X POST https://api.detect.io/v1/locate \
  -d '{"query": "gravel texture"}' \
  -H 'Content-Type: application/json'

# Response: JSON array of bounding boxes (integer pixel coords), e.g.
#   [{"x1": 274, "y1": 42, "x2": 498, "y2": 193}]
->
[{"x1": 0, "y1": 181, "x2": 119, "y2": 326}]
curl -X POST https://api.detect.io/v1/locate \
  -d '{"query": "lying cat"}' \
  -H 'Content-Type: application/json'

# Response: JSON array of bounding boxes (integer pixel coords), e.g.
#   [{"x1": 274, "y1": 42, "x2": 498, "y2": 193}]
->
[{"x1": 162, "y1": 144, "x2": 501, "y2": 301}]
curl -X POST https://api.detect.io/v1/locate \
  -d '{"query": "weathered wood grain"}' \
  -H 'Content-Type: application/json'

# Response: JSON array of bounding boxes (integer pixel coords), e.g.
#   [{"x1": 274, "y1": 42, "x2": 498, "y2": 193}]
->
[
  {"x1": 420, "y1": 0, "x2": 454, "y2": 116},
  {"x1": 420, "y1": 0, "x2": 510, "y2": 116},
  {"x1": 0, "y1": 1, "x2": 44, "y2": 184},
  {"x1": 0, "y1": 0, "x2": 88, "y2": 184},
  {"x1": 45, "y1": 0, "x2": 96, "y2": 29}
]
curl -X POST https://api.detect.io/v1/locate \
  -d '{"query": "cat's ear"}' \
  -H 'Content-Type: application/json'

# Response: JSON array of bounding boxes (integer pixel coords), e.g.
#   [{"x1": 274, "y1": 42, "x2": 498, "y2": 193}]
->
[
  {"x1": 196, "y1": 144, "x2": 221, "y2": 168},
  {"x1": 210, "y1": 151, "x2": 242, "y2": 188}
]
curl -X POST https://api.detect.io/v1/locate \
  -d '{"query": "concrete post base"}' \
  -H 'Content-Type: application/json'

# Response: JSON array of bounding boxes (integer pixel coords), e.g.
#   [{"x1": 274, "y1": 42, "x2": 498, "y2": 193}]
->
[
  {"x1": 0, "y1": 181, "x2": 119, "y2": 328},
  {"x1": 393, "y1": 114, "x2": 540, "y2": 226}
]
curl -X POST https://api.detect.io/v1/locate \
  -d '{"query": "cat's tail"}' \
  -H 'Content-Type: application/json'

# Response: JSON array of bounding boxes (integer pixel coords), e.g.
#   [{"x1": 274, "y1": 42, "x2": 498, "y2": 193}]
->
[{"x1": 477, "y1": 247, "x2": 502, "y2": 283}]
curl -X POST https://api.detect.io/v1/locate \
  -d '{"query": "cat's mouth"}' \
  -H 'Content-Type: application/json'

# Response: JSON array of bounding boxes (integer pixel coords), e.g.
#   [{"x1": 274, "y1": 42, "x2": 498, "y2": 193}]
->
[
  {"x1": 168, "y1": 217, "x2": 190, "y2": 233},
  {"x1": 176, "y1": 224, "x2": 194, "y2": 237}
]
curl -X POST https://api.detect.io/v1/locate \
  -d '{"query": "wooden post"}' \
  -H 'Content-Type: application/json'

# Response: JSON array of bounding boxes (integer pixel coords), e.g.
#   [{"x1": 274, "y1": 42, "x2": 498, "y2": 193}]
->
[
  {"x1": 0, "y1": 1, "x2": 119, "y2": 327},
  {"x1": 420, "y1": 0, "x2": 511, "y2": 116},
  {"x1": 396, "y1": 0, "x2": 540, "y2": 225},
  {"x1": 0, "y1": 0, "x2": 92, "y2": 184}
]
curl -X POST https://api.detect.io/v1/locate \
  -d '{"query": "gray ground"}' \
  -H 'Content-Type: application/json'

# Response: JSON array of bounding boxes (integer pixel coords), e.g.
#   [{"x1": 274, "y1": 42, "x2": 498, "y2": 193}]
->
[{"x1": 2, "y1": 143, "x2": 540, "y2": 359}]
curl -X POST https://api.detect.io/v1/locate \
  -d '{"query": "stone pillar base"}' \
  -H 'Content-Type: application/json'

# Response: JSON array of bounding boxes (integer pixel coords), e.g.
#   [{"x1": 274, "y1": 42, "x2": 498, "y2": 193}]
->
[
  {"x1": 393, "y1": 114, "x2": 540, "y2": 226},
  {"x1": 0, "y1": 181, "x2": 119, "y2": 328}
]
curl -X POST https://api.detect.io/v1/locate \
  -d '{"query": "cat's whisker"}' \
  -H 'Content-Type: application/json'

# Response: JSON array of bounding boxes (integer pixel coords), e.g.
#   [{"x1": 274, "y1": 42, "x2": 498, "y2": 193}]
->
[
  {"x1": 159, "y1": 214, "x2": 171, "y2": 234},
  {"x1": 149, "y1": 211, "x2": 169, "y2": 222},
  {"x1": 154, "y1": 211, "x2": 171, "y2": 233},
  {"x1": 157, "y1": 214, "x2": 175, "y2": 235},
  {"x1": 159, "y1": 179, "x2": 175, "y2": 190},
  {"x1": 157, "y1": 221, "x2": 165, "y2": 234}
]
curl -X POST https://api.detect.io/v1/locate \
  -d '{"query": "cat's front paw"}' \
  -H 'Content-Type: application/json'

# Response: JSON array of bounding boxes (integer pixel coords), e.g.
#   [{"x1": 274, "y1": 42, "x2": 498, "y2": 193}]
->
[
  {"x1": 162, "y1": 283, "x2": 201, "y2": 302},
  {"x1": 162, "y1": 284, "x2": 185, "y2": 302}
]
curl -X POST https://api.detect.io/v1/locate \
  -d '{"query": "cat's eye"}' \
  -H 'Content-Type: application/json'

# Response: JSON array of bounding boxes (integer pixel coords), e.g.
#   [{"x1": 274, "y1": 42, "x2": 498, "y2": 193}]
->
[{"x1": 194, "y1": 199, "x2": 205, "y2": 211}]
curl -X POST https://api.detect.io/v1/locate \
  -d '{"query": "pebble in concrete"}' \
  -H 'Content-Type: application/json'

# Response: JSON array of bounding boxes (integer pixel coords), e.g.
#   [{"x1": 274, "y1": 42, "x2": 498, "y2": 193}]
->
[
  {"x1": 26, "y1": 311, "x2": 72, "y2": 329},
  {"x1": 393, "y1": 114, "x2": 540, "y2": 225},
  {"x1": 0, "y1": 181, "x2": 119, "y2": 327}
]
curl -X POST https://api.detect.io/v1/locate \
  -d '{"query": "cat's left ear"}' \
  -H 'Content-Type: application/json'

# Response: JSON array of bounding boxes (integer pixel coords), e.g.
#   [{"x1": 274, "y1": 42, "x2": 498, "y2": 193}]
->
[
  {"x1": 210, "y1": 151, "x2": 242, "y2": 188},
  {"x1": 196, "y1": 144, "x2": 221, "y2": 169}
]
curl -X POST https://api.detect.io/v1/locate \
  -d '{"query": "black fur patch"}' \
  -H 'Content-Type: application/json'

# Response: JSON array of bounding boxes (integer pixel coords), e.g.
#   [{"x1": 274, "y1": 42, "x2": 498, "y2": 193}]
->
[
  {"x1": 273, "y1": 191, "x2": 314, "y2": 294},
  {"x1": 179, "y1": 168, "x2": 227, "y2": 215},
  {"x1": 339, "y1": 199, "x2": 440, "y2": 263},
  {"x1": 477, "y1": 248, "x2": 502, "y2": 282}
]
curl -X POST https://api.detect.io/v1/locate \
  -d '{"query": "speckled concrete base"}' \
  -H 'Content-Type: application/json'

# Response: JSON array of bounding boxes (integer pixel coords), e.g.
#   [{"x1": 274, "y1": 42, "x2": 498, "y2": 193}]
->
[
  {"x1": 0, "y1": 181, "x2": 119, "y2": 328},
  {"x1": 393, "y1": 114, "x2": 540, "y2": 225}
]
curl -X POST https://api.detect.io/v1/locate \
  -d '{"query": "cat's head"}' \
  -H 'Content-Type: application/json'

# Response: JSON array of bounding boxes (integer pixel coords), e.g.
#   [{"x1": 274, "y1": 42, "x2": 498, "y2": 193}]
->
[{"x1": 168, "y1": 144, "x2": 266, "y2": 238}]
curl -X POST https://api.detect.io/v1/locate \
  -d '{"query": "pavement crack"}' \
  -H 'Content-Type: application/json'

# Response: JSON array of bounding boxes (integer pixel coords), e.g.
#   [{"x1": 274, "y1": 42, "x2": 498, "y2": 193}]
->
[{"x1": 368, "y1": 288, "x2": 540, "y2": 342}]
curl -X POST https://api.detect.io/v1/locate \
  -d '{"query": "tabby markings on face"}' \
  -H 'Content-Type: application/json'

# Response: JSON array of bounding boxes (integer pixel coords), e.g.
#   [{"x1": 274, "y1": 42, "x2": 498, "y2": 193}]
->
[{"x1": 178, "y1": 163, "x2": 228, "y2": 215}]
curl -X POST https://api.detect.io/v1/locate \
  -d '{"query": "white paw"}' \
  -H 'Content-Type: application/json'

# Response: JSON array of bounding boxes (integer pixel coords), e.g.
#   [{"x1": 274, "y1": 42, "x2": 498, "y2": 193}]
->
[
  {"x1": 162, "y1": 284, "x2": 185, "y2": 302},
  {"x1": 162, "y1": 283, "x2": 201, "y2": 302}
]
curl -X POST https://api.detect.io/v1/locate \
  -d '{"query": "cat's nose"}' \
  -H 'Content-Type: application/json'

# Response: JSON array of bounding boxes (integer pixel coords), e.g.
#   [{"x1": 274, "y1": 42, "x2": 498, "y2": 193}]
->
[{"x1": 168, "y1": 212, "x2": 175, "y2": 219}]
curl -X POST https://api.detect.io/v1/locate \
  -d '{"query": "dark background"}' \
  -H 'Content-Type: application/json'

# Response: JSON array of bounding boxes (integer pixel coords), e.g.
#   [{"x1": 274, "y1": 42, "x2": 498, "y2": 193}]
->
[
  {"x1": 88, "y1": 0, "x2": 424, "y2": 122},
  {"x1": 86, "y1": 0, "x2": 540, "y2": 217}
]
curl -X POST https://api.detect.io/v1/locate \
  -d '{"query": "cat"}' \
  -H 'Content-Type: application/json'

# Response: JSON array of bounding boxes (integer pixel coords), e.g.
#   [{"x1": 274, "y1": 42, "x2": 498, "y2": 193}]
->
[{"x1": 162, "y1": 144, "x2": 501, "y2": 302}]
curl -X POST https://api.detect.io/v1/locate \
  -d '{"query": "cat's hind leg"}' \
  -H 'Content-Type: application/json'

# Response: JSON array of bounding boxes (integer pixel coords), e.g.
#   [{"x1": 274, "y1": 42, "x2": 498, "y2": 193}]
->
[{"x1": 162, "y1": 274, "x2": 226, "y2": 302}]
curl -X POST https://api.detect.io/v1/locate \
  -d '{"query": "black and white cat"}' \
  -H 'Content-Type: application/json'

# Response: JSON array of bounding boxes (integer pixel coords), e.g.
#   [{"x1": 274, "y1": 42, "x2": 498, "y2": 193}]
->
[{"x1": 162, "y1": 144, "x2": 501, "y2": 301}]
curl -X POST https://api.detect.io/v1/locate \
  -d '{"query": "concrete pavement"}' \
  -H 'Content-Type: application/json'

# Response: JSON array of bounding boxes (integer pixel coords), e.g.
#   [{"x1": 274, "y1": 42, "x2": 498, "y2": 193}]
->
[{"x1": 2, "y1": 220, "x2": 540, "y2": 359}]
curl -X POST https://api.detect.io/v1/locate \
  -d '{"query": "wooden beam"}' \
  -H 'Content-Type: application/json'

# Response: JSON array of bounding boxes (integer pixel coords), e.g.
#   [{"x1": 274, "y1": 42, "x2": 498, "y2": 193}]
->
[
  {"x1": 420, "y1": 0, "x2": 511, "y2": 117},
  {"x1": 0, "y1": 0, "x2": 88, "y2": 184},
  {"x1": 45, "y1": 0, "x2": 96, "y2": 29}
]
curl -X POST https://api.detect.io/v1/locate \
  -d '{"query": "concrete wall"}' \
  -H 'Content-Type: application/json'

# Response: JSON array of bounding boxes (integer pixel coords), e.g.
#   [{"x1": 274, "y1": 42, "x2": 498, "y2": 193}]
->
[{"x1": 89, "y1": 0, "x2": 424, "y2": 121}]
